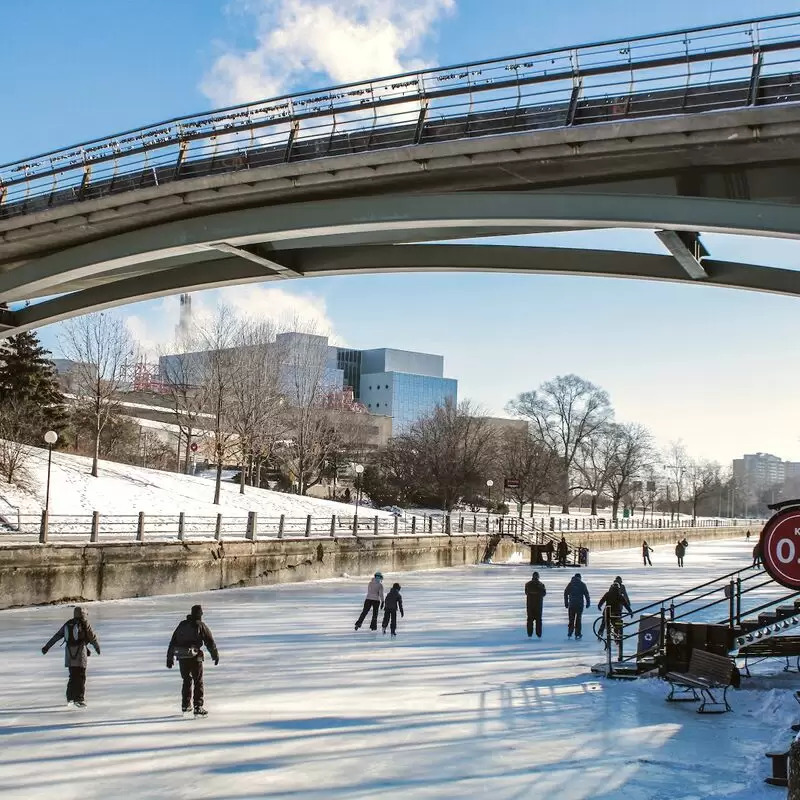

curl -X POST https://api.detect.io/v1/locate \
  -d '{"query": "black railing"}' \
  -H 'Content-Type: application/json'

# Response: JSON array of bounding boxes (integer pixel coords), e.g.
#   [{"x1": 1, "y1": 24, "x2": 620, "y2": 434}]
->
[{"x1": 1, "y1": 13, "x2": 800, "y2": 217}]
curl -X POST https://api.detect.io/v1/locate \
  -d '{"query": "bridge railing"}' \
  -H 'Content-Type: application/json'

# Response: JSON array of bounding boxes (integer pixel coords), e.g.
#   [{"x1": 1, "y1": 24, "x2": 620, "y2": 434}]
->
[
  {"x1": 2, "y1": 13, "x2": 800, "y2": 217},
  {"x1": 0, "y1": 510, "x2": 758, "y2": 544}
]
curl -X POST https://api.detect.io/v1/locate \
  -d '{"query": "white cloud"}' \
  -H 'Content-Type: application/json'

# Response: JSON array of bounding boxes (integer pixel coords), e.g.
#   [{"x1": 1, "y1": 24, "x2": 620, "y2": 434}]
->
[
  {"x1": 202, "y1": 0, "x2": 456, "y2": 106},
  {"x1": 124, "y1": 283, "x2": 340, "y2": 357}
]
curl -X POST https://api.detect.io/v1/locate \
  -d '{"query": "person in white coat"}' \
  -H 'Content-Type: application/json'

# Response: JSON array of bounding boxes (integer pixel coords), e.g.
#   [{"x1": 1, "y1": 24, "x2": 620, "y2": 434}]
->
[{"x1": 355, "y1": 572, "x2": 384, "y2": 631}]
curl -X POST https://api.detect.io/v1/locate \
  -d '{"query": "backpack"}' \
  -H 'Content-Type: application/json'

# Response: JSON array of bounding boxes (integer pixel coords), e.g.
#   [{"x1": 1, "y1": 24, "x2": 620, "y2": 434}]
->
[{"x1": 65, "y1": 620, "x2": 85, "y2": 644}]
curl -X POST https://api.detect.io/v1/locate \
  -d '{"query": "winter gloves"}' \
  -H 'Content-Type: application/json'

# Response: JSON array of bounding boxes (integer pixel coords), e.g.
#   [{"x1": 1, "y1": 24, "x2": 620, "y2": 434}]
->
[
  {"x1": 213, "y1": 656, "x2": 219, "y2": 666},
  {"x1": 167, "y1": 659, "x2": 174, "y2": 669}
]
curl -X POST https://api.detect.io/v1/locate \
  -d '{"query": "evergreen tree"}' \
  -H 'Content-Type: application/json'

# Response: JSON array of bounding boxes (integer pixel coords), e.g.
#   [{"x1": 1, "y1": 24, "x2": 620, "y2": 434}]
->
[{"x1": 0, "y1": 331, "x2": 67, "y2": 443}]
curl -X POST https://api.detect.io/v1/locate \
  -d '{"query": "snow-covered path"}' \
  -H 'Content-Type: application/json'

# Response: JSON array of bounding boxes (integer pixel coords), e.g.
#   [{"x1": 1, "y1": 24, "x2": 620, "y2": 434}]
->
[{"x1": 0, "y1": 538, "x2": 794, "y2": 799}]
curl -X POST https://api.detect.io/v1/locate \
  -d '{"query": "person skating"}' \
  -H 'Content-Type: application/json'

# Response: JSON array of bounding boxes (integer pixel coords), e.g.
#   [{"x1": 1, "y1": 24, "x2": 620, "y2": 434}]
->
[
  {"x1": 753, "y1": 540, "x2": 762, "y2": 568},
  {"x1": 524, "y1": 571, "x2": 547, "y2": 638},
  {"x1": 382, "y1": 582, "x2": 404, "y2": 637},
  {"x1": 642, "y1": 540, "x2": 653, "y2": 567},
  {"x1": 598, "y1": 578, "x2": 632, "y2": 646},
  {"x1": 746, "y1": 529, "x2": 751, "y2": 541},
  {"x1": 675, "y1": 539, "x2": 686, "y2": 568},
  {"x1": 166, "y1": 604, "x2": 219, "y2": 716},
  {"x1": 556, "y1": 536, "x2": 569, "y2": 568},
  {"x1": 355, "y1": 572, "x2": 384, "y2": 631},
  {"x1": 545, "y1": 539, "x2": 555, "y2": 567},
  {"x1": 596, "y1": 576, "x2": 632, "y2": 641},
  {"x1": 41, "y1": 606, "x2": 100, "y2": 707},
  {"x1": 564, "y1": 573, "x2": 591, "y2": 639}
]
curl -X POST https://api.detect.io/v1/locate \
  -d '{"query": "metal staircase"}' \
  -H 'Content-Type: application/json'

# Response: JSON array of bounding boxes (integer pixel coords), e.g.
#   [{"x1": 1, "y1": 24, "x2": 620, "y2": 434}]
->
[
  {"x1": 594, "y1": 564, "x2": 800, "y2": 678},
  {"x1": 501, "y1": 519, "x2": 584, "y2": 567}
]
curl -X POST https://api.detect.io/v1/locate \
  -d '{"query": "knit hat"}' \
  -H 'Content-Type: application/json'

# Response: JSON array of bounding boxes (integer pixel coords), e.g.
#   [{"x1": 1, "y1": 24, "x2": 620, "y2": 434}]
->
[
  {"x1": 191, "y1": 605, "x2": 203, "y2": 619},
  {"x1": 575, "y1": 573, "x2": 581, "y2": 580},
  {"x1": 532, "y1": 571, "x2": 540, "y2": 580},
  {"x1": 374, "y1": 572, "x2": 383, "y2": 580},
  {"x1": 73, "y1": 606, "x2": 85, "y2": 619},
  {"x1": 615, "y1": 576, "x2": 623, "y2": 584},
  {"x1": 392, "y1": 582, "x2": 401, "y2": 590}
]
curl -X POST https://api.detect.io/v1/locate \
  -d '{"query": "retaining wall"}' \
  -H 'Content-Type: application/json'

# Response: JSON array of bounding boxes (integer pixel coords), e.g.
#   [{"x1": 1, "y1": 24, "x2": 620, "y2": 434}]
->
[{"x1": 0, "y1": 525, "x2": 748, "y2": 609}]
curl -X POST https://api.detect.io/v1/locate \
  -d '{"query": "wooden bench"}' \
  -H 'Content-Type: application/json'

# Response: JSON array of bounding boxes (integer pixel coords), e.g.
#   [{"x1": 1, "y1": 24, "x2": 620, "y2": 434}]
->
[
  {"x1": 738, "y1": 635, "x2": 800, "y2": 677},
  {"x1": 665, "y1": 648, "x2": 735, "y2": 713}
]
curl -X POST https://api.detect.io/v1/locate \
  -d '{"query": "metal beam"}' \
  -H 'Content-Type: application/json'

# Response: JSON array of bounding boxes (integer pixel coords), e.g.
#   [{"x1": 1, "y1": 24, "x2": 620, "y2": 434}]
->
[
  {"x1": 207, "y1": 242, "x2": 302, "y2": 279},
  {"x1": 6, "y1": 243, "x2": 800, "y2": 338},
  {"x1": 654, "y1": 230, "x2": 709, "y2": 279},
  {"x1": 4, "y1": 192, "x2": 800, "y2": 303}
]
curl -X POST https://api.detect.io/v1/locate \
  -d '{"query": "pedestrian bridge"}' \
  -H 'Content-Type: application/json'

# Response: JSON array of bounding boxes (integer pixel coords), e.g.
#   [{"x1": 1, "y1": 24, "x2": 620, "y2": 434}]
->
[{"x1": 2, "y1": 13, "x2": 800, "y2": 335}]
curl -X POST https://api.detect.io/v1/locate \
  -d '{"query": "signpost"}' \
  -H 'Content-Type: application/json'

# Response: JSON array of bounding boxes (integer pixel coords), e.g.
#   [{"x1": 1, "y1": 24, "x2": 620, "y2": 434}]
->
[{"x1": 760, "y1": 508, "x2": 800, "y2": 590}]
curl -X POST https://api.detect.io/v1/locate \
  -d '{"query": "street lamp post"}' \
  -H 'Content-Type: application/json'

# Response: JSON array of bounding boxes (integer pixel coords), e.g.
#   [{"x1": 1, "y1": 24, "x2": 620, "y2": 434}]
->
[
  {"x1": 486, "y1": 479, "x2": 493, "y2": 511},
  {"x1": 44, "y1": 431, "x2": 58, "y2": 520},
  {"x1": 353, "y1": 464, "x2": 364, "y2": 533},
  {"x1": 590, "y1": 490, "x2": 597, "y2": 516}
]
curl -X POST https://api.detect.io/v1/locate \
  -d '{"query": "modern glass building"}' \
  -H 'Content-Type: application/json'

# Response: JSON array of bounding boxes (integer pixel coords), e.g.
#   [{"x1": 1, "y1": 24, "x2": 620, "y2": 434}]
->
[{"x1": 356, "y1": 348, "x2": 457, "y2": 433}]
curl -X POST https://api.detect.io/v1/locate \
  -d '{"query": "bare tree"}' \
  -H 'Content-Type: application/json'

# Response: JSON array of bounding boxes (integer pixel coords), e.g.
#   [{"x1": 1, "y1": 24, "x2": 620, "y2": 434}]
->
[
  {"x1": 404, "y1": 399, "x2": 497, "y2": 513},
  {"x1": 687, "y1": 459, "x2": 722, "y2": 522},
  {"x1": 663, "y1": 440, "x2": 690, "y2": 521},
  {"x1": 507, "y1": 374, "x2": 613, "y2": 513},
  {"x1": 604, "y1": 423, "x2": 654, "y2": 520},
  {"x1": 500, "y1": 428, "x2": 561, "y2": 517},
  {"x1": 159, "y1": 330, "x2": 213, "y2": 475},
  {"x1": 58, "y1": 313, "x2": 134, "y2": 477},
  {"x1": 574, "y1": 425, "x2": 618, "y2": 515}
]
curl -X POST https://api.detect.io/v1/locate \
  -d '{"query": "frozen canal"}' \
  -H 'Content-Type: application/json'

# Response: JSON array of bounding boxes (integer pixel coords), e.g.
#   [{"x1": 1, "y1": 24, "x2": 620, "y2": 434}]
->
[{"x1": 0, "y1": 537, "x2": 796, "y2": 799}]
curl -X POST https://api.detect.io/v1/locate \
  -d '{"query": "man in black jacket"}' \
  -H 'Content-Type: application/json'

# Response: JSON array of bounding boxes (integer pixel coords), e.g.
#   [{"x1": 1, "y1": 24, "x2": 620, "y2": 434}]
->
[
  {"x1": 524, "y1": 572, "x2": 546, "y2": 638},
  {"x1": 563, "y1": 573, "x2": 591, "y2": 639},
  {"x1": 598, "y1": 578, "x2": 632, "y2": 645},
  {"x1": 167, "y1": 605, "x2": 219, "y2": 716},
  {"x1": 556, "y1": 536, "x2": 569, "y2": 567}
]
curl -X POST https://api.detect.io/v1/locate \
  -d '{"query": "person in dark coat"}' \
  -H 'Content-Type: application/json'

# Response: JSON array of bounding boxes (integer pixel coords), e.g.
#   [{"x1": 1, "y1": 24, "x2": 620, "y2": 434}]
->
[
  {"x1": 524, "y1": 571, "x2": 547, "y2": 638},
  {"x1": 382, "y1": 583, "x2": 404, "y2": 637},
  {"x1": 675, "y1": 539, "x2": 687, "y2": 567},
  {"x1": 563, "y1": 573, "x2": 591, "y2": 639},
  {"x1": 556, "y1": 536, "x2": 569, "y2": 567},
  {"x1": 598, "y1": 579, "x2": 633, "y2": 644},
  {"x1": 545, "y1": 539, "x2": 555, "y2": 567},
  {"x1": 42, "y1": 606, "x2": 100, "y2": 707},
  {"x1": 596, "y1": 576, "x2": 632, "y2": 641},
  {"x1": 753, "y1": 540, "x2": 762, "y2": 568},
  {"x1": 642, "y1": 540, "x2": 653, "y2": 567},
  {"x1": 167, "y1": 605, "x2": 219, "y2": 716}
]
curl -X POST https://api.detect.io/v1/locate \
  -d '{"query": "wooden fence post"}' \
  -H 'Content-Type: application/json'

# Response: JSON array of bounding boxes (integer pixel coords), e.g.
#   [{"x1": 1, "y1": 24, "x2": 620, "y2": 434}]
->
[
  {"x1": 39, "y1": 510, "x2": 48, "y2": 544},
  {"x1": 411, "y1": 516, "x2": 417, "y2": 535},
  {"x1": 136, "y1": 512, "x2": 145, "y2": 542},
  {"x1": 90, "y1": 511, "x2": 100, "y2": 543},
  {"x1": 215, "y1": 513, "x2": 223, "y2": 540},
  {"x1": 305, "y1": 515, "x2": 312, "y2": 537},
  {"x1": 178, "y1": 512, "x2": 186, "y2": 541},
  {"x1": 330, "y1": 515, "x2": 336, "y2": 538},
  {"x1": 278, "y1": 514, "x2": 285, "y2": 539},
  {"x1": 393, "y1": 516, "x2": 399, "y2": 536}
]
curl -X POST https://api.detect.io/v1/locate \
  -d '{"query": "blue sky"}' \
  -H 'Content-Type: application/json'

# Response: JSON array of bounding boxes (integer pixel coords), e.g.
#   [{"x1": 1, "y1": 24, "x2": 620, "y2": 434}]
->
[{"x1": 3, "y1": 0, "x2": 800, "y2": 464}]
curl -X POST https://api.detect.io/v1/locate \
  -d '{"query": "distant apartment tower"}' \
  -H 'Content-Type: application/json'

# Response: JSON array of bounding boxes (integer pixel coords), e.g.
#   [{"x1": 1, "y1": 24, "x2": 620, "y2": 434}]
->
[{"x1": 732, "y1": 452, "x2": 787, "y2": 492}]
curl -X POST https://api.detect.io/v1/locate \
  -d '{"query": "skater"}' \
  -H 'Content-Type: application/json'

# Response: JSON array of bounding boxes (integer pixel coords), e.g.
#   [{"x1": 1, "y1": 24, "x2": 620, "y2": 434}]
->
[
  {"x1": 675, "y1": 538, "x2": 686, "y2": 568},
  {"x1": 746, "y1": 529, "x2": 751, "y2": 541},
  {"x1": 545, "y1": 539, "x2": 555, "y2": 567},
  {"x1": 524, "y1": 571, "x2": 546, "y2": 638},
  {"x1": 355, "y1": 572, "x2": 384, "y2": 631},
  {"x1": 598, "y1": 579, "x2": 632, "y2": 646},
  {"x1": 41, "y1": 606, "x2": 100, "y2": 707},
  {"x1": 596, "y1": 576, "x2": 632, "y2": 641},
  {"x1": 564, "y1": 573, "x2": 591, "y2": 639},
  {"x1": 642, "y1": 540, "x2": 653, "y2": 567},
  {"x1": 166, "y1": 605, "x2": 219, "y2": 716},
  {"x1": 382, "y1": 582, "x2": 404, "y2": 636},
  {"x1": 753, "y1": 540, "x2": 762, "y2": 568},
  {"x1": 556, "y1": 536, "x2": 569, "y2": 567}
]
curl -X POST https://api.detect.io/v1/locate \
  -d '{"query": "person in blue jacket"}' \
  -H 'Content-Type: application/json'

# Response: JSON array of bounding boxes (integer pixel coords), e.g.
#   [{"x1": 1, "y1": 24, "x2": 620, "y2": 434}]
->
[{"x1": 563, "y1": 573, "x2": 591, "y2": 639}]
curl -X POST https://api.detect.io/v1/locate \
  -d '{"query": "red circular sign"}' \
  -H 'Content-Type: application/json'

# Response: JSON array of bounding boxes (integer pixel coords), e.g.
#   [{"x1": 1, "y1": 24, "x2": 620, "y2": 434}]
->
[
  {"x1": 190, "y1": 442, "x2": 198, "y2": 452},
  {"x1": 761, "y1": 509, "x2": 800, "y2": 589}
]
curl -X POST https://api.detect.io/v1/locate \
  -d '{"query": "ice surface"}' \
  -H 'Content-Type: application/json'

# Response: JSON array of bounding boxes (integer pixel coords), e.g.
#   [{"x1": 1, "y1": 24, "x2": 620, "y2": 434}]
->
[{"x1": 0, "y1": 537, "x2": 795, "y2": 799}]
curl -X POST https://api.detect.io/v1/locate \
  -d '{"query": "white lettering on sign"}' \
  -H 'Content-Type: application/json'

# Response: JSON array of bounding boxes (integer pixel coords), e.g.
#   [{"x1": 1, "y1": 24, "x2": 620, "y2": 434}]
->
[{"x1": 776, "y1": 537, "x2": 797, "y2": 565}]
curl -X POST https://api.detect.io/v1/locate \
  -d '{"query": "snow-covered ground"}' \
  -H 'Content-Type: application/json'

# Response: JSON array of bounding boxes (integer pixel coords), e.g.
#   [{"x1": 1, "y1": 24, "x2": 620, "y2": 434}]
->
[
  {"x1": 0, "y1": 447, "x2": 389, "y2": 528},
  {"x1": 0, "y1": 537, "x2": 795, "y2": 799}
]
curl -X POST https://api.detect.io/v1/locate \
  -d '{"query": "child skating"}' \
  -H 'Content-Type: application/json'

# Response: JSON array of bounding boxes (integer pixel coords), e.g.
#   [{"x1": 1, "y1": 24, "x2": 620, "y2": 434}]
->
[{"x1": 382, "y1": 583, "x2": 404, "y2": 637}]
